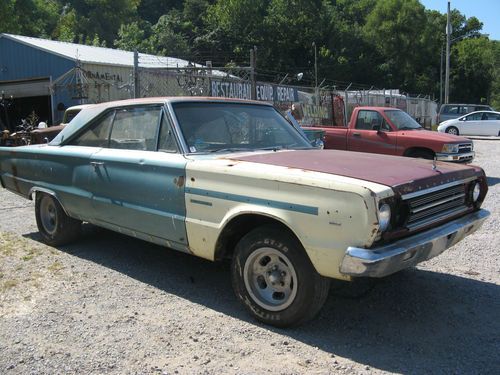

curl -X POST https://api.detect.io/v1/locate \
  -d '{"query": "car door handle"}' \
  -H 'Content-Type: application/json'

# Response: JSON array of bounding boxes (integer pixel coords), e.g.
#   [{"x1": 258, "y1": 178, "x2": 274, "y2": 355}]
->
[
  {"x1": 90, "y1": 161, "x2": 105, "y2": 169},
  {"x1": 352, "y1": 132, "x2": 361, "y2": 137}
]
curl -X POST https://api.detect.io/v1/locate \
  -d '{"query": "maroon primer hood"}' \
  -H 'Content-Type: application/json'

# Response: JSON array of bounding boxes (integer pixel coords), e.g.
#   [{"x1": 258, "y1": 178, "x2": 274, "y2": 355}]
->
[{"x1": 231, "y1": 149, "x2": 483, "y2": 195}]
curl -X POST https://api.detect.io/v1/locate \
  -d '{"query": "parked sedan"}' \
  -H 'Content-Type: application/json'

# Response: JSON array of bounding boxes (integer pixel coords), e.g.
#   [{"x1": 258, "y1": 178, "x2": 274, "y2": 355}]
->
[
  {"x1": 438, "y1": 111, "x2": 500, "y2": 136},
  {"x1": 0, "y1": 98, "x2": 489, "y2": 327}
]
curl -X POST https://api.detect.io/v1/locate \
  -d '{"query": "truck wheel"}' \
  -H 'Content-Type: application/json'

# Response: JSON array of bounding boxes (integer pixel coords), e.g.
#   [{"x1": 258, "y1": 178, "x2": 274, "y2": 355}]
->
[
  {"x1": 231, "y1": 225, "x2": 330, "y2": 327},
  {"x1": 445, "y1": 126, "x2": 459, "y2": 135},
  {"x1": 410, "y1": 150, "x2": 434, "y2": 160},
  {"x1": 35, "y1": 193, "x2": 81, "y2": 246}
]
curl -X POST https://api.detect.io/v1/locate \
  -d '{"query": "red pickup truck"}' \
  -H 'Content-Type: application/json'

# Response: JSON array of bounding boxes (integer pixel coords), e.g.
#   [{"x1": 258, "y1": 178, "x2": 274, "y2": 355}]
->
[{"x1": 304, "y1": 107, "x2": 475, "y2": 163}]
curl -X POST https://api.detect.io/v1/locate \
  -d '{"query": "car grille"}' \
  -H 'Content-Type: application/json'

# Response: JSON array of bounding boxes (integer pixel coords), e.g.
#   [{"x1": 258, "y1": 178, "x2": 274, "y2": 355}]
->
[
  {"x1": 458, "y1": 143, "x2": 473, "y2": 153},
  {"x1": 402, "y1": 181, "x2": 470, "y2": 230}
]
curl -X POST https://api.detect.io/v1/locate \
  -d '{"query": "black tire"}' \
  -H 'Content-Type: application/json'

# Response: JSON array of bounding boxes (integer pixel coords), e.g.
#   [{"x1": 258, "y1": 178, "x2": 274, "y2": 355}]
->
[
  {"x1": 35, "y1": 193, "x2": 81, "y2": 246},
  {"x1": 231, "y1": 225, "x2": 330, "y2": 327},
  {"x1": 445, "y1": 126, "x2": 459, "y2": 136},
  {"x1": 410, "y1": 149, "x2": 434, "y2": 160}
]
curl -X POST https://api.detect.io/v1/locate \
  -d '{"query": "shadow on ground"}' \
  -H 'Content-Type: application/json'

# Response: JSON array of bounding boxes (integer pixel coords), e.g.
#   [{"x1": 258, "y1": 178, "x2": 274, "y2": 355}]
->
[
  {"x1": 25, "y1": 227, "x2": 500, "y2": 373},
  {"x1": 487, "y1": 176, "x2": 500, "y2": 187}
]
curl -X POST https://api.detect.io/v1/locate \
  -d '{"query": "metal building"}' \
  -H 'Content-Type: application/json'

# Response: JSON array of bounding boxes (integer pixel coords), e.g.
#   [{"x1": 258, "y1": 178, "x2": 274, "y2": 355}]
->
[{"x1": 0, "y1": 33, "x2": 195, "y2": 131}]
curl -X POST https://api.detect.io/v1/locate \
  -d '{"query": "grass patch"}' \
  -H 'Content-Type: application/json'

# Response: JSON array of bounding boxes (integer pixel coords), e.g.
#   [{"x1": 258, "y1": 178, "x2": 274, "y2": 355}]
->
[
  {"x1": 1, "y1": 279, "x2": 18, "y2": 292},
  {"x1": 48, "y1": 261, "x2": 64, "y2": 273}
]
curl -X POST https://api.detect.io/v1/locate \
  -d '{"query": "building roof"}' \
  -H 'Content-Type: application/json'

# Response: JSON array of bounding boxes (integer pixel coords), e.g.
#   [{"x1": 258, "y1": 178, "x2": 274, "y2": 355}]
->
[{"x1": 0, "y1": 33, "x2": 198, "y2": 69}]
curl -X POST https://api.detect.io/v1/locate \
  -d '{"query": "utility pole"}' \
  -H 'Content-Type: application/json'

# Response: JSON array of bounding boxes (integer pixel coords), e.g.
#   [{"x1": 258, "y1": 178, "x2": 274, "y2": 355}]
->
[
  {"x1": 444, "y1": 1, "x2": 451, "y2": 104},
  {"x1": 312, "y1": 42, "x2": 318, "y2": 106},
  {"x1": 250, "y1": 47, "x2": 256, "y2": 100},
  {"x1": 133, "y1": 49, "x2": 140, "y2": 99},
  {"x1": 439, "y1": 46, "x2": 443, "y2": 105}
]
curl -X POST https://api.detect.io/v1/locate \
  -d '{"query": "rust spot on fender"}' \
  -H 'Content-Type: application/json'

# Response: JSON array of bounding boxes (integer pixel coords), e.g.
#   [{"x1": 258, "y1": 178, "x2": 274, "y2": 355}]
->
[{"x1": 174, "y1": 176, "x2": 185, "y2": 188}]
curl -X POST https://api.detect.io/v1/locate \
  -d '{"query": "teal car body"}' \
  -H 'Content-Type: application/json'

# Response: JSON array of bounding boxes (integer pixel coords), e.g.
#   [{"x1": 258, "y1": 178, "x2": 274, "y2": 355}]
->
[{"x1": 0, "y1": 97, "x2": 489, "y2": 327}]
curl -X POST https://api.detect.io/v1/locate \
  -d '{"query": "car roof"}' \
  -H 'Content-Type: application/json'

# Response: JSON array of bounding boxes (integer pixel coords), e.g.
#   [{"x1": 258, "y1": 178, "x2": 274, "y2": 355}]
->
[
  {"x1": 441, "y1": 103, "x2": 492, "y2": 106},
  {"x1": 50, "y1": 97, "x2": 274, "y2": 146},
  {"x1": 65, "y1": 104, "x2": 94, "y2": 111},
  {"x1": 462, "y1": 110, "x2": 499, "y2": 115},
  {"x1": 85, "y1": 96, "x2": 271, "y2": 110}
]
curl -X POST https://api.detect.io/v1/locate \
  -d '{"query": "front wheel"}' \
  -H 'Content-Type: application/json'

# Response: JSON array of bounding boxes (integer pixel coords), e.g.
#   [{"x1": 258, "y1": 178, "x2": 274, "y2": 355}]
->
[
  {"x1": 231, "y1": 226, "x2": 330, "y2": 327},
  {"x1": 35, "y1": 193, "x2": 82, "y2": 246},
  {"x1": 445, "y1": 126, "x2": 459, "y2": 136}
]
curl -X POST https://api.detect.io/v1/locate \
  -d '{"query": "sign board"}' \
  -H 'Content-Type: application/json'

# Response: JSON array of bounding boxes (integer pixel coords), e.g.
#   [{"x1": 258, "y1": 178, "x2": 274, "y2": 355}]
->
[{"x1": 210, "y1": 80, "x2": 298, "y2": 102}]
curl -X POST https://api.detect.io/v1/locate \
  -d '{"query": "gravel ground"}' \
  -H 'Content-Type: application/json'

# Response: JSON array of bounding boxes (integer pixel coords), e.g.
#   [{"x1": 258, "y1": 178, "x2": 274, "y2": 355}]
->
[{"x1": 1, "y1": 140, "x2": 499, "y2": 374}]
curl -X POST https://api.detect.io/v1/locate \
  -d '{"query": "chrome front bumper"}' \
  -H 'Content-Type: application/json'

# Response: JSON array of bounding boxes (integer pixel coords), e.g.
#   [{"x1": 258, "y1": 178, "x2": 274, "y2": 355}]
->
[
  {"x1": 340, "y1": 209, "x2": 489, "y2": 277},
  {"x1": 435, "y1": 151, "x2": 474, "y2": 163}
]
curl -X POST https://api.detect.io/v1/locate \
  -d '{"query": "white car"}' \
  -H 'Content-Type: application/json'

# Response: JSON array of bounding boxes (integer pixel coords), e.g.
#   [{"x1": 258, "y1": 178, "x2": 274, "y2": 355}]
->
[{"x1": 438, "y1": 111, "x2": 500, "y2": 136}]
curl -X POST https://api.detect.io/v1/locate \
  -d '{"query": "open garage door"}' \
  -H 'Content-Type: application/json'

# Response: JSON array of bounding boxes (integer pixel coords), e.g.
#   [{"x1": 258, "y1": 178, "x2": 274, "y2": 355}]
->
[
  {"x1": 0, "y1": 78, "x2": 52, "y2": 131},
  {"x1": 0, "y1": 78, "x2": 51, "y2": 98}
]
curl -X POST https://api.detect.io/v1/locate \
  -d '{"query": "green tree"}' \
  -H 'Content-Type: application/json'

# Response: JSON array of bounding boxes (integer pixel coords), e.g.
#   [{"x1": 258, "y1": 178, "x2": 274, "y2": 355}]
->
[
  {"x1": 0, "y1": 0, "x2": 60, "y2": 37},
  {"x1": 0, "y1": 0, "x2": 20, "y2": 34},
  {"x1": 450, "y1": 37, "x2": 498, "y2": 104},
  {"x1": 66, "y1": 0, "x2": 140, "y2": 45},
  {"x1": 115, "y1": 21, "x2": 153, "y2": 52},
  {"x1": 363, "y1": 0, "x2": 427, "y2": 90},
  {"x1": 148, "y1": 12, "x2": 191, "y2": 58}
]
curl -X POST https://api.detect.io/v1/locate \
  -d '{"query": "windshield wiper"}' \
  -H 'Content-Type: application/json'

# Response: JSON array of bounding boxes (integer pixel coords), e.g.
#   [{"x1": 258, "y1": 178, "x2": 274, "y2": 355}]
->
[{"x1": 208, "y1": 147, "x2": 252, "y2": 153}]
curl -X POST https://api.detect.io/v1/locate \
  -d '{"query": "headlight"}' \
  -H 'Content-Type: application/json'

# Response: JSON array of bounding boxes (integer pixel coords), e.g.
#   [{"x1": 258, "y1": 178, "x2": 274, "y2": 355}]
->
[
  {"x1": 378, "y1": 203, "x2": 391, "y2": 232},
  {"x1": 442, "y1": 143, "x2": 459, "y2": 153},
  {"x1": 471, "y1": 182, "x2": 481, "y2": 202}
]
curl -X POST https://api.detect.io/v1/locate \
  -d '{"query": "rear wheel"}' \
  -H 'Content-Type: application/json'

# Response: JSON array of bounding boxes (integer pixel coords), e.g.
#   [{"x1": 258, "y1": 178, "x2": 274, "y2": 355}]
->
[
  {"x1": 231, "y1": 225, "x2": 330, "y2": 327},
  {"x1": 35, "y1": 193, "x2": 81, "y2": 246},
  {"x1": 445, "y1": 126, "x2": 459, "y2": 136}
]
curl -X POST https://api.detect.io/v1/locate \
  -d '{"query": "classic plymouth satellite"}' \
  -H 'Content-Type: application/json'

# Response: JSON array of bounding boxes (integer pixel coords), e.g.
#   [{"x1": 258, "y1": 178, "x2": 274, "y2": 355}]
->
[{"x1": 0, "y1": 98, "x2": 490, "y2": 327}]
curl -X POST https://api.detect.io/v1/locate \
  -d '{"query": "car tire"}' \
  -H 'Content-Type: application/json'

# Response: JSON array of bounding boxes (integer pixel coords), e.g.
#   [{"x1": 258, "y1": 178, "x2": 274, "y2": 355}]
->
[
  {"x1": 445, "y1": 126, "x2": 459, "y2": 136},
  {"x1": 35, "y1": 193, "x2": 82, "y2": 246},
  {"x1": 410, "y1": 150, "x2": 434, "y2": 160},
  {"x1": 231, "y1": 225, "x2": 330, "y2": 327}
]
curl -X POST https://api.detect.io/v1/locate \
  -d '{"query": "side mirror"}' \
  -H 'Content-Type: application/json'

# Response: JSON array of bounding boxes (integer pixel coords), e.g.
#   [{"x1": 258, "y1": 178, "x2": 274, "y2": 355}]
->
[{"x1": 459, "y1": 117, "x2": 466, "y2": 121}]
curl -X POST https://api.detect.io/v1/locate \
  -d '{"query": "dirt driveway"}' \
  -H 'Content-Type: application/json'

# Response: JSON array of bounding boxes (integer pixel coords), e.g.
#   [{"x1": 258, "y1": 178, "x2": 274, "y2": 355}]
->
[{"x1": 1, "y1": 140, "x2": 499, "y2": 374}]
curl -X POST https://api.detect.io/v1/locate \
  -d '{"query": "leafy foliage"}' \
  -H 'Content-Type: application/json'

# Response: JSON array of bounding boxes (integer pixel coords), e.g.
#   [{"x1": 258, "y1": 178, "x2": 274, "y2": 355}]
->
[{"x1": 0, "y1": 0, "x2": 497, "y2": 105}]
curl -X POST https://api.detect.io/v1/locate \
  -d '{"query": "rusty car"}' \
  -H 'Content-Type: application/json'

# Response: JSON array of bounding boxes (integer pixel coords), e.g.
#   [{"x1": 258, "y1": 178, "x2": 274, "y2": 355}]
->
[{"x1": 0, "y1": 97, "x2": 490, "y2": 327}]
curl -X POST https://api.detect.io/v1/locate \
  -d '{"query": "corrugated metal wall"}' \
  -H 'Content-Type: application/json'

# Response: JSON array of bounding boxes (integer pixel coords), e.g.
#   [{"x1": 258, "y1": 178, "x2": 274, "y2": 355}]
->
[{"x1": 0, "y1": 36, "x2": 78, "y2": 124}]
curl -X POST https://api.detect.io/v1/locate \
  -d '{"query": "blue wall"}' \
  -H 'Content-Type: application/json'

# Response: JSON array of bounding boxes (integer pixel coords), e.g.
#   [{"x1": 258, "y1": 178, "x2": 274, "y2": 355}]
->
[{"x1": 0, "y1": 36, "x2": 80, "y2": 124}]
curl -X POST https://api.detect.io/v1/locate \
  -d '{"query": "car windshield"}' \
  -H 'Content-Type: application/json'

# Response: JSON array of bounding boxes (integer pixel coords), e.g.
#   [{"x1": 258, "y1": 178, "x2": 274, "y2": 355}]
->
[
  {"x1": 385, "y1": 110, "x2": 422, "y2": 130},
  {"x1": 172, "y1": 102, "x2": 312, "y2": 153}
]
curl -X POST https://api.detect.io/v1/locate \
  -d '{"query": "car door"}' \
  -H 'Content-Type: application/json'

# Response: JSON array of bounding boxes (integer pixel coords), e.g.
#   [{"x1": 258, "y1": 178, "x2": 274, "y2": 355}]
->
[
  {"x1": 458, "y1": 112, "x2": 483, "y2": 135},
  {"x1": 480, "y1": 112, "x2": 500, "y2": 136},
  {"x1": 347, "y1": 110, "x2": 397, "y2": 155},
  {"x1": 85, "y1": 105, "x2": 188, "y2": 249}
]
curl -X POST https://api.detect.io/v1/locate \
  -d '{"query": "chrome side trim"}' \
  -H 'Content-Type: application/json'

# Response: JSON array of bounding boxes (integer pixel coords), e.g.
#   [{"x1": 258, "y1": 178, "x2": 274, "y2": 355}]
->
[
  {"x1": 340, "y1": 209, "x2": 489, "y2": 277},
  {"x1": 401, "y1": 177, "x2": 476, "y2": 200}
]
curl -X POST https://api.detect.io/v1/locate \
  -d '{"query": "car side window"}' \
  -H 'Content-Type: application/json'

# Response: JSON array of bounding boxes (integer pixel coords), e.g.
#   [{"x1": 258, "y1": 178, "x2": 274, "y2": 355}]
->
[
  {"x1": 443, "y1": 105, "x2": 458, "y2": 114},
  {"x1": 483, "y1": 113, "x2": 499, "y2": 120},
  {"x1": 70, "y1": 110, "x2": 115, "y2": 147},
  {"x1": 355, "y1": 110, "x2": 383, "y2": 130},
  {"x1": 158, "y1": 113, "x2": 179, "y2": 153},
  {"x1": 466, "y1": 113, "x2": 482, "y2": 121},
  {"x1": 110, "y1": 107, "x2": 161, "y2": 151}
]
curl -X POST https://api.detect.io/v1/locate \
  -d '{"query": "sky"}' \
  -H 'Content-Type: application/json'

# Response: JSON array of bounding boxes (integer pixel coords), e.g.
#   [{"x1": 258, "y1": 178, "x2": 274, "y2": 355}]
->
[{"x1": 420, "y1": 0, "x2": 499, "y2": 40}]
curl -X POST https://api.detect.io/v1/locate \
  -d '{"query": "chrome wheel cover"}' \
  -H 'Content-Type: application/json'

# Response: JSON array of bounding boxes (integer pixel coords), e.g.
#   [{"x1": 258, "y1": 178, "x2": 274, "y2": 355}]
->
[
  {"x1": 243, "y1": 247, "x2": 298, "y2": 311},
  {"x1": 39, "y1": 196, "x2": 58, "y2": 235},
  {"x1": 447, "y1": 127, "x2": 458, "y2": 135}
]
